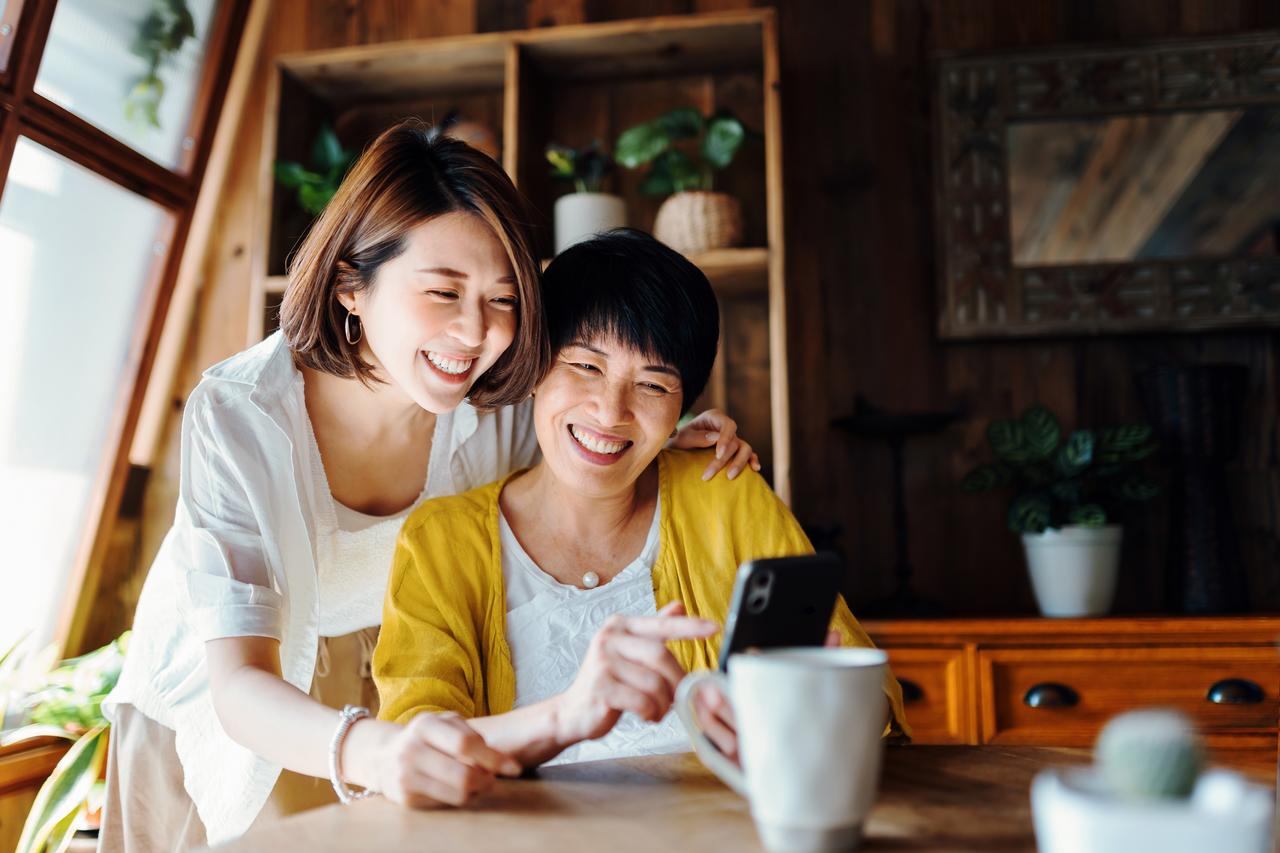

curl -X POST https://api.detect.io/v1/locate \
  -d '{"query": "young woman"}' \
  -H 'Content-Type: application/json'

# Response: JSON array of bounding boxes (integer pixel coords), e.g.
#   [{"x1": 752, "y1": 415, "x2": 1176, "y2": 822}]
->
[
  {"x1": 374, "y1": 230, "x2": 908, "y2": 770},
  {"x1": 100, "y1": 122, "x2": 757, "y2": 851}
]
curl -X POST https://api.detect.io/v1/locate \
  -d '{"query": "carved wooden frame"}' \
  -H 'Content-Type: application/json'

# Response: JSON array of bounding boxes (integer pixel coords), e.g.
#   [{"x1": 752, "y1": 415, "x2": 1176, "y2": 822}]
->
[{"x1": 933, "y1": 31, "x2": 1280, "y2": 339}]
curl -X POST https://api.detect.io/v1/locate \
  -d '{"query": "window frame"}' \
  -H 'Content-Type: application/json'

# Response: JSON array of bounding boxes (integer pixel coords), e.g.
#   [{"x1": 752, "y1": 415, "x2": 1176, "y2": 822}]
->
[{"x1": 0, "y1": 0, "x2": 252, "y2": 658}]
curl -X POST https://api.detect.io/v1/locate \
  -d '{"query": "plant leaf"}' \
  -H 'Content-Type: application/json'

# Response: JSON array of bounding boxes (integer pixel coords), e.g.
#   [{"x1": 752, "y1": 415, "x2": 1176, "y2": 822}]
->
[
  {"x1": 1050, "y1": 480, "x2": 1082, "y2": 505},
  {"x1": 640, "y1": 149, "x2": 701, "y2": 196},
  {"x1": 1099, "y1": 424, "x2": 1153, "y2": 453},
  {"x1": 655, "y1": 107, "x2": 703, "y2": 140},
  {"x1": 1021, "y1": 406, "x2": 1061, "y2": 460},
  {"x1": 986, "y1": 419, "x2": 1031, "y2": 463},
  {"x1": 311, "y1": 124, "x2": 346, "y2": 172},
  {"x1": 701, "y1": 113, "x2": 745, "y2": 170},
  {"x1": 298, "y1": 182, "x2": 334, "y2": 216},
  {"x1": 16, "y1": 725, "x2": 108, "y2": 853},
  {"x1": 0, "y1": 724, "x2": 77, "y2": 747},
  {"x1": 615, "y1": 121, "x2": 670, "y2": 168},
  {"x1": 44, "y1": 805, "x2": 82, "y2": 853},
  {"x1": 273, "y1": 161, "x2": 317, "y2": 188},
  {"x1": 639, "y1": 167, "x2": 675, "y2": 197},
  {"x1": 1069, "y1": 504, "x2": 1108, "y2": 527},
  {"x1": 1007, "y1": 493, "x2": 1051, "y2": 534},
  {"x1": 1116, "y1": 475, "x2": 1160, "y2": 502},
  {"x1": 1055, "y1": 429, "x2": 1095, "y2": 477},
  {"x1": 546, "y1": 145, "x2": 576, "y2": 180},
  {"x1": 960, "y1": 463, "x2": 1009, "y2": 493}
]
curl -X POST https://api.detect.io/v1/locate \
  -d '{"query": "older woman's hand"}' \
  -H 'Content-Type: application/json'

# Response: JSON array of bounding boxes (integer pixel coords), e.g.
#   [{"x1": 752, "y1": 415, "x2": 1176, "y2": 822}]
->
[
  {"x1": 670, "y1": 409, "x2": 762, "y2": 482},
  {"x1": 552, "y1": 602, "x2": 718, "y2": 747},
  {"x1": 692, "y1": 630, "x2": 844, "y2": 766}
]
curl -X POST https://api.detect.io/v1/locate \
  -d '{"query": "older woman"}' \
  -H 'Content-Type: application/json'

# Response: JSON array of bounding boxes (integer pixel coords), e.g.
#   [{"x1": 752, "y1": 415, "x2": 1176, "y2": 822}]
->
[{"x1": 374, "y1": 230, "x2": 908, "y2": 768}]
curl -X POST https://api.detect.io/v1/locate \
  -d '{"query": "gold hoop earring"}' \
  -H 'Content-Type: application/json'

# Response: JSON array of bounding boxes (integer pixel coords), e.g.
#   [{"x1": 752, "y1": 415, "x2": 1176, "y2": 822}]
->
[{"x1": 345, "y1": 312, "x2": 362, "y2": 345}]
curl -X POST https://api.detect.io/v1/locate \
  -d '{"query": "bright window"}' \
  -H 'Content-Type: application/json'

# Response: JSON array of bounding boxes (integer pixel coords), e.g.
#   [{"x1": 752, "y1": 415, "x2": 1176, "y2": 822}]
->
[
  {"x1": 0, "y1": 137, "x2": 172, "y2": 653},
  {"x1": 34, "y1": 0, "x2": 221, "y2": 169}
]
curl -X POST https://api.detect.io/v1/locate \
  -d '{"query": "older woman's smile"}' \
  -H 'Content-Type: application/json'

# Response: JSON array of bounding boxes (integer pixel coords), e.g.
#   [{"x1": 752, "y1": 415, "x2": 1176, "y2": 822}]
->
[{"x1": 568, "y1": 424, "x2": 634, "y2": 464}]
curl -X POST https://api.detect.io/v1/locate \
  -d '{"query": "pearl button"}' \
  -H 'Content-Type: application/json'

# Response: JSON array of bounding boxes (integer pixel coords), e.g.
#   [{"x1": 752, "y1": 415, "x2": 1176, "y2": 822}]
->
[{"x1": 582, "y1": 571, "x2": 600, "y2": 589}]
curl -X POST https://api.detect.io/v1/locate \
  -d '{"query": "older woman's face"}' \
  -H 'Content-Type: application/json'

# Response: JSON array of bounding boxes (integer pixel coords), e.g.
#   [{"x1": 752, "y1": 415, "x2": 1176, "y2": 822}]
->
[{"x1": 532, "y1": 336, "x2": 684, "y2": 499}]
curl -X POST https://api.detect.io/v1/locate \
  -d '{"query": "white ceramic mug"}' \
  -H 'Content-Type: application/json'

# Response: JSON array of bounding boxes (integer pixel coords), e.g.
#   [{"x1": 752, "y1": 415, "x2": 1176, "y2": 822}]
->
[{"x1": 674, "y1": 647, "x2": 889, "y2": 853}]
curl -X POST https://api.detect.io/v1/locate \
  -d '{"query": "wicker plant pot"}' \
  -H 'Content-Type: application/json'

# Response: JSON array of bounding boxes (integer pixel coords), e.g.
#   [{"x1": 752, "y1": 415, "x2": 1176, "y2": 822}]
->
[{"x1": 653, "y1": 190, "x2": 744, "y2": 255}]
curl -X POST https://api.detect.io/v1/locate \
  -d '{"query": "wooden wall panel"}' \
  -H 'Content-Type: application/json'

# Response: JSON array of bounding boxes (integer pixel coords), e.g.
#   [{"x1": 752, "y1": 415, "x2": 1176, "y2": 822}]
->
[{"x1": 802, "y1": 0, "x2": 1280, "y2": 616}]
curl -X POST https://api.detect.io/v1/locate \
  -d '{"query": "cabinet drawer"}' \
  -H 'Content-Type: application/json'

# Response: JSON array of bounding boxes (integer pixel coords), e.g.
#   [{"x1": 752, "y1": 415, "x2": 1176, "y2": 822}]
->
[
  {"x1": 883, "y1": 647, "x2": 972, "y2": 744},
  {"x1": 979, "y1": 646, "x2": 1279, "y2": 746}
]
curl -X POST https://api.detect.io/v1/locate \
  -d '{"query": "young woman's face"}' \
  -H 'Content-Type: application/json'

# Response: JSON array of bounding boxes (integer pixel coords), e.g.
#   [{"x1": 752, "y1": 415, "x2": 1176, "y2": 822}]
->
[
  {"x1": 340, "y1": 212, "x2": 519, "y2": 413},
  {"x1": 532, "y1": 335, "x2": 684, "y2": 499}
]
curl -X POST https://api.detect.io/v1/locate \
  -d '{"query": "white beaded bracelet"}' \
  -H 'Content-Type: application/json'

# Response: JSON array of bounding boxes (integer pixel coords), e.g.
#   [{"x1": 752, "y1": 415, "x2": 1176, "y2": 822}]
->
[{"x1": 329, "y1": 704, "x2": 376, "y2": 803}]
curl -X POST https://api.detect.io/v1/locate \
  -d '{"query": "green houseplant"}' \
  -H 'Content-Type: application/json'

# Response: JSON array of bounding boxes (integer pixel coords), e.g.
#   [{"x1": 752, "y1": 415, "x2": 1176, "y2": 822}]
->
[
  {"x1": 614, "y1": 107, "x2": 756, "y2": 255},
  {"x1": 274, "y1": 124, "x2": 356, "y2": 217},
  {"x1": 547, "y1": 140, "x2": 626, "y2": 254},
  {"x1": 1, "y1": 633, "x2": 129, "y2": 853},
  {"x1": 126, "y1": 0, "x2": 197, "y2": 129},
  {"x1": 961, "y1": 405, "x2": 1159, "y2": 617}
]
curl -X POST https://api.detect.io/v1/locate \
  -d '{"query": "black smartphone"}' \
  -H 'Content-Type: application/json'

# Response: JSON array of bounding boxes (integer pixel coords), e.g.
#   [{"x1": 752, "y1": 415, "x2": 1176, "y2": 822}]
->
[{"x1": 717, "y1": 553, "x2": 843, "y2": 671}]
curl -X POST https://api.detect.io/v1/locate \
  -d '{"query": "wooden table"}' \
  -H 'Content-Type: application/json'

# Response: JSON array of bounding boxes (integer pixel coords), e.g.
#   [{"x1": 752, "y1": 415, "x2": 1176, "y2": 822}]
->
[{"x1": 210, "y1": 746, "x2": 1273, "y2": 852}]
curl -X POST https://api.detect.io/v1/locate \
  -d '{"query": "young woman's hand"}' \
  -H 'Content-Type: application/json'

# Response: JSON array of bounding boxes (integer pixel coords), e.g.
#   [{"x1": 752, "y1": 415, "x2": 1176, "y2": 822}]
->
[
  {"x1": 670, "y1": 409, "x2": 761, "y2": 481},
  {"x1": 552, "y1": 602, "x2": 718, "y2": 747},
  {"x1": 349, "y1": 713, "x2": 522, "y2": 808}
]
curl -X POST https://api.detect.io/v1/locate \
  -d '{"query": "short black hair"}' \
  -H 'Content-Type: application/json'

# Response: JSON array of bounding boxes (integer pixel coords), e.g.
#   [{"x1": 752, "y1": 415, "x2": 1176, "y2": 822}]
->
[{"x1": 541, "y1": 229, "x2": 719, "y2": 414}]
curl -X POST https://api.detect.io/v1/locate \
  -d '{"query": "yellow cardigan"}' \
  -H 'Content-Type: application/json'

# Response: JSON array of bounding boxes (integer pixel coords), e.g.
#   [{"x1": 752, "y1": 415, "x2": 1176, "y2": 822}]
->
[{"x1": 374, "y1": 449, "x2": 910, "y2": 739}]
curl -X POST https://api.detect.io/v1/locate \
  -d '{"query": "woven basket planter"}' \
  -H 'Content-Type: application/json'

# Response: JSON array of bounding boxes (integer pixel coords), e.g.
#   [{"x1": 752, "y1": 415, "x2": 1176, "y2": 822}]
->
[{"x1": 653, "y1": 190, "x2": 744, "y2": 255}]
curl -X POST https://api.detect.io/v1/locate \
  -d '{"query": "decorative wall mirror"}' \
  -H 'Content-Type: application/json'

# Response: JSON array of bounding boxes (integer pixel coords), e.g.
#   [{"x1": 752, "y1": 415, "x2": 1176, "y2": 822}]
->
[{"x1": 933, "y1": 32, "x2": 1280, "y2": 338}]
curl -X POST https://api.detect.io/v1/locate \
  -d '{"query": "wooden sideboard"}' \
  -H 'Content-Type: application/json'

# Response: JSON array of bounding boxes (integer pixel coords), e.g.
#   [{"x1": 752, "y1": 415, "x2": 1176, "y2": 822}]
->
[{"x1": 866, "y1": 617, "x2": 1280, "y2": 758}]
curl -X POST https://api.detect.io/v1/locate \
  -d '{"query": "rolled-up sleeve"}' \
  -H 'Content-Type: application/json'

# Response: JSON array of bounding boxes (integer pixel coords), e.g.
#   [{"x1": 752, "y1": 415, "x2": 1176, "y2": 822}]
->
[{"x1": 179, "y1": 396, "x2": 284, "y2": 642}]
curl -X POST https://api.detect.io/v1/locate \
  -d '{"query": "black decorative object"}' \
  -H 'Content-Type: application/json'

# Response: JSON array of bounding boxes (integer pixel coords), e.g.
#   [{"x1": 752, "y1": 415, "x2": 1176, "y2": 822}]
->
[
  {"x1": 1136, "y1": 364, "x2": 1250, "y2": 613},
  {"x1": 832, "y1": 396, "x2": 966, "y2": 618}
]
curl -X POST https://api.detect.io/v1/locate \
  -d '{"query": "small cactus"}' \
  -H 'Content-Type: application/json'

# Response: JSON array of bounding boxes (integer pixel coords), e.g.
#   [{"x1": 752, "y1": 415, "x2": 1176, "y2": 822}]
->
[{"x1": 1095, "y1": 709, "x2": 1204, "y2": 800}]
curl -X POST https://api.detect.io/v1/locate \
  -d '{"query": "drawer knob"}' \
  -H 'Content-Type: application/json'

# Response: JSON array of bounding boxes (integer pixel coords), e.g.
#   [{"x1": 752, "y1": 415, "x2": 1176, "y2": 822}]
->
[
  {"x1": 1206, "y1": 678, "x2": 1265, "y2": 705},
  {"x1": 1023, "y1": 682, "x2": 1079, "y2": 709},
  {"x1": 899, "y1": 679, "x2": 924, "y2": 703}
]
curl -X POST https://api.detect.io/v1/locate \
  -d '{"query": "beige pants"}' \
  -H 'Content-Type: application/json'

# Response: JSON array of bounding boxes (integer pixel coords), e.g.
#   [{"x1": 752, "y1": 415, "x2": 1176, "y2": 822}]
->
[{"x1": 98, "y1": 628, "x2": 380, "y2": 853}]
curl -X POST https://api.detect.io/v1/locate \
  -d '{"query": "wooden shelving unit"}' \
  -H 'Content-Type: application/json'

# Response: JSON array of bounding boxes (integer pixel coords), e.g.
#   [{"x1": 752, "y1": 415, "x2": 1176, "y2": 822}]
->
[{"x1": 252, "y1": 10, "x2": 791, "y2": 499}]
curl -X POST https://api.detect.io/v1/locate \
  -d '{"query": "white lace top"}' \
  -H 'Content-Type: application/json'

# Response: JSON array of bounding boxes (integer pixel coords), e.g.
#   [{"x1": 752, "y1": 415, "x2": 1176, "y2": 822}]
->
[
  {"x1": 305, "y1": 411, "x2": 448, "y2": 638},
  {"x1": 499, "y1": 495, "x2": 690, "y2": 766}
]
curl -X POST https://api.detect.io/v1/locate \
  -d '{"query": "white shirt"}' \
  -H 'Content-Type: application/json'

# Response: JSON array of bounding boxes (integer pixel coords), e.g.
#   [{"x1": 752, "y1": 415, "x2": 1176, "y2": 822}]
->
[
  {"x1": 104, "y1": 331, "x2": 540, "y2": 843},
  {"x1": 499, "y1": 496, "x2": 690, "y2": 766}
]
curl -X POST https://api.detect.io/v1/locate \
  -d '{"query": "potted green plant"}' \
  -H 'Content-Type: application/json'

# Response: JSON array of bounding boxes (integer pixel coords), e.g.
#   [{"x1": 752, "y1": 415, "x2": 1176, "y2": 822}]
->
[
  {"x1": 1, "y1": 633, "x2": 129, "y2": 853},
  {"x1": 961, "y1": 406, "x2": 1159, "y2": 617},
  {"x1": 614, "y1": 107, "x2": 755, "y2": 255},
  {"x1": 547, "y1": 140, "x2": 625, "y2": 254},
  {"x1": 274, "y1": 124, "x2": 357, "y2": 217}
]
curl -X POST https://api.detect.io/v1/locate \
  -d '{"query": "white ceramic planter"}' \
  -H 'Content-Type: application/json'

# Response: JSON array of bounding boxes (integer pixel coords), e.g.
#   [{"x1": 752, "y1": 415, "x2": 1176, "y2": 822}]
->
[
  {"x1": 1022, "y1": 525, "x2": 1122, "y2": 618},
  {"x1": 1032, "y1": 767, "x2": 1273, "y2": 853},
  {"x1": 554, "y1": 192, "x2": 626, "y2": 254}
]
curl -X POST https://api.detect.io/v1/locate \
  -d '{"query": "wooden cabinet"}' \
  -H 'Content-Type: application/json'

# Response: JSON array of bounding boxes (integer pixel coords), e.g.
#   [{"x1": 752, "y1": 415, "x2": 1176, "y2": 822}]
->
[
  {"x1": 868, "y1": 617, "x2": 1280, "y2": 758},
  {"x1": 883, "y1": 646, "x2": 974, "y2": 744}
]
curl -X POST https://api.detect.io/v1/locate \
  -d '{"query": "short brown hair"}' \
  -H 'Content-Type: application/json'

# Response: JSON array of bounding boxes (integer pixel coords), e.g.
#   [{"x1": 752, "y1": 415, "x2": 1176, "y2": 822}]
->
[{"x1": 279, "y1": 119, "x2": 547, "y2": 408}]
